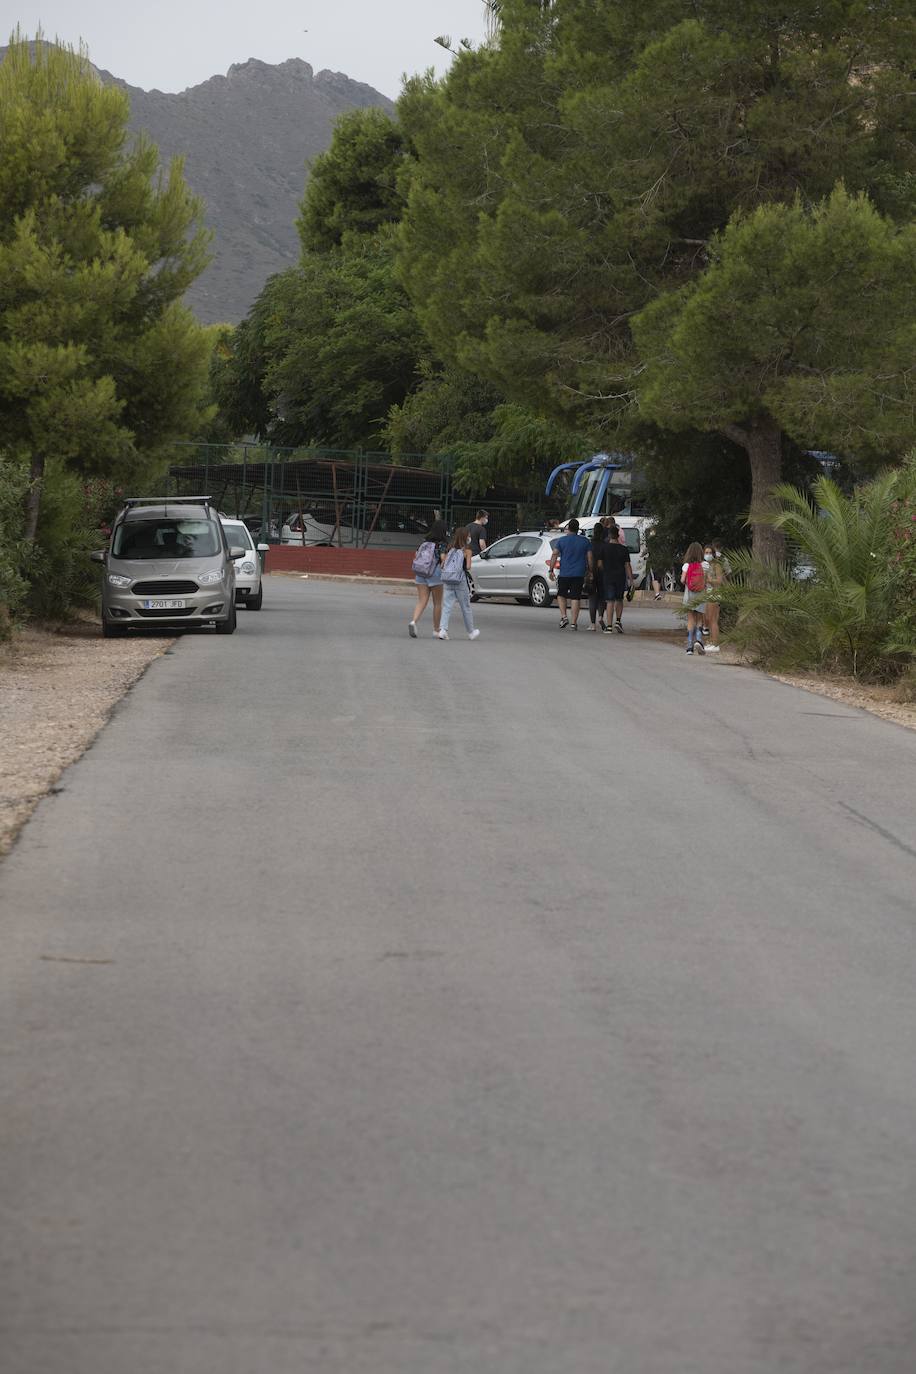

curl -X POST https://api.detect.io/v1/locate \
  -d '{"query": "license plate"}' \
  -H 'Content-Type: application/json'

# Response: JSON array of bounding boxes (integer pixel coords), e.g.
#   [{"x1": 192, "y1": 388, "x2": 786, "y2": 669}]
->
[{"x1": 142, "y1": 598, "x2": 186, "y2": 609}]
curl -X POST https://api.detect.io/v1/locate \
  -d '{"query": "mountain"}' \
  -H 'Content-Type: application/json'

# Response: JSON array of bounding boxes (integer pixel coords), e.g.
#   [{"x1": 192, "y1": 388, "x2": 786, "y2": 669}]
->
[{"x1": 98, "y1": 59, "x2": 395, "y2": 324}]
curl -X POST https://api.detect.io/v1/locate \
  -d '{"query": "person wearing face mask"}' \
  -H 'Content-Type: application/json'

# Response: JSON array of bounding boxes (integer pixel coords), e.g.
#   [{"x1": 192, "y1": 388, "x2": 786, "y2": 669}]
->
[
  {"x1": 467, "y1": 510, "x2": 489, "y2": 557},
  {"x1": 703, "y1": 542, "x2": 724, "y2": 651}
]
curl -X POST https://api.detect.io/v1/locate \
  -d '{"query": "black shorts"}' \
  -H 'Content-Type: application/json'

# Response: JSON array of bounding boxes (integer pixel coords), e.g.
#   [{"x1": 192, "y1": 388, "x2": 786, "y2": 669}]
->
[
  {"x1": 604, "y1": 577, "x2": 626, "y2": 603},
  {"x1": 557, "y1": 576, "x2": 584, "y2": 599}
]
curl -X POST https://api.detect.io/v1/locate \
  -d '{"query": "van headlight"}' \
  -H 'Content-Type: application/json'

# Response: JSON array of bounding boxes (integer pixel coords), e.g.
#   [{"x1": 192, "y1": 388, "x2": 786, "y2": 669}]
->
[
  {"x1": 240, "y1": 560, "x2": 256, "y2": 575},
  {"x1": 107, "y1": 573, "x2": 131, "y2": 587},
  {"x1": 197, "y1": 570, "x2": 224, "y2": 585}
]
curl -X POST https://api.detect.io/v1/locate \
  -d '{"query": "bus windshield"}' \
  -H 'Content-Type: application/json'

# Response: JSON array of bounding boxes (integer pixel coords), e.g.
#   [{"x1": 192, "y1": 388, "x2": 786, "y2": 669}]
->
[{"x1": 567, "y1": 470, "x2": 633, "y2": 521}]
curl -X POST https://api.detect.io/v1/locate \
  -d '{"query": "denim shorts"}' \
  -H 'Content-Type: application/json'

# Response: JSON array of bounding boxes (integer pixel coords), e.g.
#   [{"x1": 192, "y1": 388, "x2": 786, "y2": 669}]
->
[{"x1": 415, "y1": 568, "x2": 442, "y2": 587}]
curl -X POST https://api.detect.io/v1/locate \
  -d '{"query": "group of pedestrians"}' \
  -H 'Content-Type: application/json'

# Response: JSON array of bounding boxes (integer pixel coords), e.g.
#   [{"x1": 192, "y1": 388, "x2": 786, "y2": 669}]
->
[
  {"x1": 547, "y1": 518, "x2": 635, "y2": 633},
  {"x1": 408, "y1": 512, "x2": 487, "y2": 641},
  {"x1": 408, "y1": 510, "x2": 728, "y2": 655}
]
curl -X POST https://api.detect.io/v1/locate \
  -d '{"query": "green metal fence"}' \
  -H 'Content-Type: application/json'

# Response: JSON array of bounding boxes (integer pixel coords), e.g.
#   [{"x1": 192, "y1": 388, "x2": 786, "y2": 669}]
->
[{"x1": 167, "y1": 444, "x2": 526, "y2": 548}]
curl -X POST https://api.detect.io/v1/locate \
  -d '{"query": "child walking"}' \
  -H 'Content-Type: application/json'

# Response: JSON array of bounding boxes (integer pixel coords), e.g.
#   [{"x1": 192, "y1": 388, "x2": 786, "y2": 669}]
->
[
  {"x1": 408, "y1": 519, "x2": 448, "y2": 637},
  {"x1": 437, "y1": 527, "x2": 480, "y2": 641},
  {"x1": 681, "y1": 542, "x2": 707, "y2": 655}
]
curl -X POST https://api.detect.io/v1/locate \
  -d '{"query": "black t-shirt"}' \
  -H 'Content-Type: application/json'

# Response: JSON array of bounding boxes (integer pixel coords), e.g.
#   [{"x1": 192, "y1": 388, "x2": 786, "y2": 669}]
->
[
  {"x1": 600, "y1": 542, "x2": 631, "y2": 584},
  {"x1": 468, "y1": 522, "x2": 487, "y2": 555}
]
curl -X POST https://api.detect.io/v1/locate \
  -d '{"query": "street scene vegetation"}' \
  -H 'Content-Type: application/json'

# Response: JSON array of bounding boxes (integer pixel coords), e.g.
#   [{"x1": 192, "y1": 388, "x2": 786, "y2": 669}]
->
[{"x1": 0, "y1": 4, "x2": 914, "y2": 687}]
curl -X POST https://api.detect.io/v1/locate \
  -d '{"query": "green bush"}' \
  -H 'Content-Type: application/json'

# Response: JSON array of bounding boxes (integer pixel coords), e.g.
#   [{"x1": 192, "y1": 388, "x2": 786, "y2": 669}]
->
[
  {"x1": 716, "y1": 471, "x2": 904, "y2": 678},
  {"x1": 0, "y1": 455, "x2": 29, "y2": 635},
  {"x1": 884, "y1": 454, "x2": 916, "y2": 664},
  {"x1": 25, "y1": 467, "x2": 115, "y2": 621}
]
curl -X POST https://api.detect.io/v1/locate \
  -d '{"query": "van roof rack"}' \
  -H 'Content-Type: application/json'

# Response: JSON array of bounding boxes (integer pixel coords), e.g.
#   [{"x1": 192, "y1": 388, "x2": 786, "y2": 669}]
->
[{"x1": 121, "y1": 495, "x2": 212, "y2": 506}]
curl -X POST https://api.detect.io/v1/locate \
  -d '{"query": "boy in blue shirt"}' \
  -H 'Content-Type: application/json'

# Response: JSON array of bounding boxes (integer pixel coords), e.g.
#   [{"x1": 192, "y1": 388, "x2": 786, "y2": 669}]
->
[{"x1": 548, "y1": 519, "x2": 592, "y2": 629}]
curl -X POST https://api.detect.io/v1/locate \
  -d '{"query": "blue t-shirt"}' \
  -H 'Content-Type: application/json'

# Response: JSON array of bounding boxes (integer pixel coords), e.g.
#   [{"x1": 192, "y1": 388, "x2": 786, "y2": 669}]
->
[{"x1": 554, "y1": 533, "x2": 591, "y2": 578}]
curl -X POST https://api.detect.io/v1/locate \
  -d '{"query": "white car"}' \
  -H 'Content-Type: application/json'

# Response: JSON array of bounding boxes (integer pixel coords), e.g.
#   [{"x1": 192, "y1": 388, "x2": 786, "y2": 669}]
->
[
  {"x1": 281, "y1": 509, "x2": 430, "y2": 550},
  {"x1": 219, "y1": 518, "x2": 266, "y2": 610},
  {"x1": 470, "y1": 532, "x2": 558, "y2": 607}
]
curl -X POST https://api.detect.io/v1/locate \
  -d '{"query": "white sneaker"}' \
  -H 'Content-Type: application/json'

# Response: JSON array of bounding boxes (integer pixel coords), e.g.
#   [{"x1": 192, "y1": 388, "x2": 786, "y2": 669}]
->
[
  {"x1": 706, "y1": 643, "x2": 721, "y2": 652},
  {"x1": 436, "y1": 629, "x2": 449, "y2": 640},
  {"x1": 408, "y1": 622, "x2": 418, "y2": 638},
  {"x1": 468, "y1": 629, "x2": 480, "y2": 640}
]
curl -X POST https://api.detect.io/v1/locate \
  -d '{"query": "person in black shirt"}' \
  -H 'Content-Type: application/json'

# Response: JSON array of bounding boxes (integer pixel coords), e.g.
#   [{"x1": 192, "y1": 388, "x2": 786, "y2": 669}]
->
[
  {"x1": 601, "y1": 525, "x2": 633, "y2": 633},
  {"x1": 467, "y1": 511, "x2": 489, "y2": 556},
  {"x1": 586, "y1": 524, "x2": 608, "y2": 631}
]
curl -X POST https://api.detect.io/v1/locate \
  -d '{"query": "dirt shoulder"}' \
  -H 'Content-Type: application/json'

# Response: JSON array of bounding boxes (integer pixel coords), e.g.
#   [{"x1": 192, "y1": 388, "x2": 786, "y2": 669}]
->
[
  {"x1": 0, "y1": 621, "x2": 173, "y2": 857},
  {"x1": 765, "y1": 670, "x2": 916, "y2": 732}
]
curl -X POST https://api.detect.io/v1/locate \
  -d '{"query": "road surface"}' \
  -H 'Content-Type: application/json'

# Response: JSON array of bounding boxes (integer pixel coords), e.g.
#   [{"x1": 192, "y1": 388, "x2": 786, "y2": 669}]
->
[{"x1": 2, "y1": 579, "x2": 916, "y2": 1373}]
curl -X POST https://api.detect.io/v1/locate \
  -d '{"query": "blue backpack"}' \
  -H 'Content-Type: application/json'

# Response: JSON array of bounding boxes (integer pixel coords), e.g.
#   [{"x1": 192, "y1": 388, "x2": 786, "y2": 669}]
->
[
  {"x1": 412, "y1": 541, "x2": 438, "y2": 576},
  {"x1": 441, "y1": 547, "x2": 466, "y2": 583}
]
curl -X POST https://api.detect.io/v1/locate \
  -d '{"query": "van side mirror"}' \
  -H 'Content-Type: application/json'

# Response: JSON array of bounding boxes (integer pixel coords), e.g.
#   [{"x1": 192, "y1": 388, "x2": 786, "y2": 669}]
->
[
  {"x1": 90, "y1": 549, "x2": 106, "y2": 563},
  {"x1": 229, "y1": 546, "x2": 246, "y2": 560}
]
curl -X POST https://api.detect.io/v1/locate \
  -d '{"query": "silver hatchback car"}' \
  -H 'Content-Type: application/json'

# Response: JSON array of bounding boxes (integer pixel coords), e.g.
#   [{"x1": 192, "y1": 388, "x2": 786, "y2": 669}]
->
[
  {"x1": 469, "y1": 531, "x2": 558, "y2": 607},
  {"x1": 93, "y1": 497, "x2": 245, "y2": 637}
]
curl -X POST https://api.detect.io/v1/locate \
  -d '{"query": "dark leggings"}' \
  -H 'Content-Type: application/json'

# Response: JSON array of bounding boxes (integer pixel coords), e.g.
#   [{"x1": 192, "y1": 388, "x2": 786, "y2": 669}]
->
[{"x1": 588, "y1": 590, "x2": 607, "y2": 625}]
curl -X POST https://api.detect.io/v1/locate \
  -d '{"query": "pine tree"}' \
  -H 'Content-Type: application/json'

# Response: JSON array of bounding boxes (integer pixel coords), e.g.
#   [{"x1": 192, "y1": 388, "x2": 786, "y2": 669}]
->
[
  {"x1": 400, "y1": 0, "x2": 916, "y2": 556},
  {"x1": 0, "y1": 34, "x2": 212, "y2": 541}
]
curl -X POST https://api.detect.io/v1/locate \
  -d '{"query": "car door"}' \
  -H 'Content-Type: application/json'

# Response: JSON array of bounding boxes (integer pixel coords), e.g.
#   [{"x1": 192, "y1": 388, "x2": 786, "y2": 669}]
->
[
  {"x1": 473, "y1": 536, "x2": 519, "y2": 593},
  {"x1": 505, "y1": 535, "x2": 545, "y2": 593}
]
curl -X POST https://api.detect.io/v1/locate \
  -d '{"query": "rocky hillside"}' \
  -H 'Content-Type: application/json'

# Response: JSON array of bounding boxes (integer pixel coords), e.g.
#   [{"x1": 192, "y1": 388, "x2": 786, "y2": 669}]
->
[{"x1": 99, "y1": 59, "x2": 395, "y2": 324}]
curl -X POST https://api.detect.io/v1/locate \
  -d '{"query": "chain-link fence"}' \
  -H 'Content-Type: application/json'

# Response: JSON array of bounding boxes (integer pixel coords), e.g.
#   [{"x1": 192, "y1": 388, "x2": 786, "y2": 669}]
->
[{"x1": 166, "y1": 444, "x2": 527, "y2": 549}]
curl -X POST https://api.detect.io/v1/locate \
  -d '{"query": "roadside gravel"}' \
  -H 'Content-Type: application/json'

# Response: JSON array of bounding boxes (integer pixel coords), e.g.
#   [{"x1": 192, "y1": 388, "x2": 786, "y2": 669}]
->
[
  {"x1": 0, "y1": 623, "x2": 172, "y2": 856},
  {"x1": 767, "y1": 670, "x2": 916, "y2": 732}
]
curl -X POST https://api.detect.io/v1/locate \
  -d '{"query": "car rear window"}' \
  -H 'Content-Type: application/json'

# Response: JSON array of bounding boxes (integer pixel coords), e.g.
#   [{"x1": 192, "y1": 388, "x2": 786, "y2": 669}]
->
[{"x1": 222, "y1": 523, "x2": 254, "y2": 550}]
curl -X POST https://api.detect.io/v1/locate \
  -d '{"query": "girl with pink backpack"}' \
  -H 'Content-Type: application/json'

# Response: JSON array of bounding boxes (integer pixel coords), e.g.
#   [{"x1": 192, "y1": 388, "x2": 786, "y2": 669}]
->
[{"x1": 681, "y1": 542, "x2": 707, "y2": 655}]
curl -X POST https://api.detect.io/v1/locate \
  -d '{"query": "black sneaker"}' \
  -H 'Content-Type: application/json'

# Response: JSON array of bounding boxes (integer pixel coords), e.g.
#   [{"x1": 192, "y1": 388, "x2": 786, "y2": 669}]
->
[
  {"x1": 694, "y1": 638, "x2": 706, "y2": 655},
  {"x1": 686, "y1": 646, "x2": 694, "y2": 654},
  {"x1": 614, "y1": 621, "x2": 623, "y2": 634},
  {"x1": 570, "y1": 622, "x2": 578, "y2": 631},
  {"x1": 559, "y1": 617, "x2": 569, "y2": 629}
]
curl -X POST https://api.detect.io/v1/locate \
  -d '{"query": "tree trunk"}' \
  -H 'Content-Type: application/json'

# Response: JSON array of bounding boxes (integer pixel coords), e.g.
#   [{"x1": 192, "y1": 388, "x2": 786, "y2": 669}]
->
[
  {"x1": 722, "y1": 417, "x2": 785, "y2": 563},
  {"x1": 23, "y1": 452, "x2": 45, "y2": 544}
]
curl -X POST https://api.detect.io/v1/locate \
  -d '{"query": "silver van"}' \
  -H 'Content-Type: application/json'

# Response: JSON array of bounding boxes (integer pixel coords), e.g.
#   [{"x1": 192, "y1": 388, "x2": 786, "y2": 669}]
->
[{"x1": 92, "y1": 497, "x2": 245, "y2": 637}]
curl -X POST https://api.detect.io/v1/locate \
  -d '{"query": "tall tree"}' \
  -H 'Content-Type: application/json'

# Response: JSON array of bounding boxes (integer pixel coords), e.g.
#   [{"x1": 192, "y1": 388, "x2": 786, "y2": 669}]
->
[
  {"x1": 0, "y1": 34, "x2": 212, "y2": 540},
  {"x1": 633, "y1": 189, "x2": 916, "y2": 551},
  {"x1": 298, "y1": 108, "x2": 407, "y2": 253},
  {"x1": 399, "y1": 0, "x2": 916, "y2": 554}
]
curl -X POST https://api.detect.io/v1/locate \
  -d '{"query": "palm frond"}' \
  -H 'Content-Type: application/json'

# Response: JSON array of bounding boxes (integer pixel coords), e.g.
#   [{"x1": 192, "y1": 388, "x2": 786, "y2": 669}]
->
[{"x1": 717, "y1": 471, "x2": 903, "y2": 676}]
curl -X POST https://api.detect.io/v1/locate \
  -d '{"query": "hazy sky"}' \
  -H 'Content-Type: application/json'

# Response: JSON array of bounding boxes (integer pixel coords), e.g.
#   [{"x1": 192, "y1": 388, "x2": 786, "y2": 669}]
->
[{"x1": 10, "y1": 1, "x2": 490, "y2": 98}]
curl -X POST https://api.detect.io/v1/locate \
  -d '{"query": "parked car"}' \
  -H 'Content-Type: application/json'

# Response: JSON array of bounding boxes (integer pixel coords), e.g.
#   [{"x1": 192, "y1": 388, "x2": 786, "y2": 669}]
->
[
  {"x1": 469, "y1": 532, "x2": 558, "y2": 607},
  {"x1": 220, "y1": 517, "x2": 266, "y2": 610},
  {"x1": 242, "y1": 515, "x2": 280, "y2": 542},
  {"x1": 281, "y1": 507, "x2": 430, "y2": 550},
  {"x1": 92, "y1": 497, "x2": 245, "y2": 637}
]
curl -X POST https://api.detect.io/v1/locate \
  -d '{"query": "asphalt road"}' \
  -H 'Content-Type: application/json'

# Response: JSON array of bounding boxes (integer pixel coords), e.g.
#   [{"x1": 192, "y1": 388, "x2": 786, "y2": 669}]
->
[{"x1": 2, "y1": 579, "x2": 916, "y2": 1374}]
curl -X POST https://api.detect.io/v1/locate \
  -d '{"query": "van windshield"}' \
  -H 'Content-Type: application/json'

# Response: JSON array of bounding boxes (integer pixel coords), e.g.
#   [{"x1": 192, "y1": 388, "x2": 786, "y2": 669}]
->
[{"x1": 112, "y1": 519, "x2": 221, "y2": 560}]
